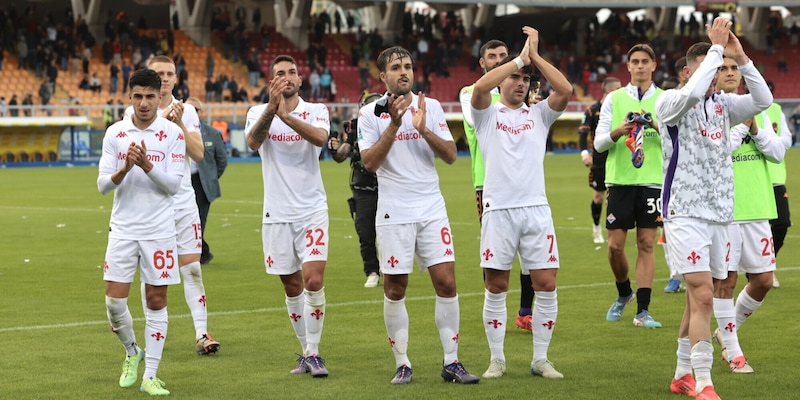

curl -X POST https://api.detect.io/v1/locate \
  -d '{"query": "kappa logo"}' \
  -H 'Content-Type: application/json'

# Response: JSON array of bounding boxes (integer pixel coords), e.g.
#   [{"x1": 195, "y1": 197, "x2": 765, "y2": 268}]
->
[
  {"x1": 310, "y1": 248, "x2": 321, "y2": 256},
  {"x1": 687, "y1": 251, "x2": 701, "y2": 265},
  {"x1": 116, "y1": 131, "x2": 127, "y2": 138},
  {"x1": 444, "y1": 248, "x2": 453, "y2": 256},
  {"x1": 155, "y1": 130, "x2": 167, "y2": 141},
  {"x1": 160, "y1": 271, "x2": 171, "y2": 279},
  {"x1": 379, "y1": 113, "x2": 390, "y2": 119},
  {"x1": 548, "y1": 254, "x2": 558, "y2": 263},
  {"x1": 177, "y1": 133, "x2": 184, "y2": 141},
  {"x1": 198, "y1": 295, "x2": 207, "y2": 307}
]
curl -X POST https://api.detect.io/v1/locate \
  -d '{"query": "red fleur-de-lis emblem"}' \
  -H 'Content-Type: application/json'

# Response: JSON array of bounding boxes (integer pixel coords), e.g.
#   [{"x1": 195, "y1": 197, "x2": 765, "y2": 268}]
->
[
  {"x1": 724, "y1": 322, "x2": 736, "y2": 333},
  {"x1": 311, "y1": 308, "x2": 324, "y2": 320},
  {"x1": 290, "y1": 313, "x2": 302, "y2": 322},
  {"x1": 266, "y1": 256, "x2": 274, "y2": 267},
  {"x1": 151, "y1": 332, "x2": 165, "y2": 341},
  {"x1": 298, "y1": 111, "x2": 310, "y2": 120},
  {"x1": 155, "y1": 130, "x2": 167, "y2": 141},
  {"x1": 388, "y1": 337, "x2": 396, "y2": 347},
  {"x1": 487, "y1": 319, "x2": 503, "y2": 329},
  {"x1": 388, "y1": 256, "x2": 399, "y2": 268},
  {"x1": 452, "y1": 333, "x2": 459, "y2": 343},
  {"x1": 542, "y1": 320, "x2": 555, "y2": 330},
  {"x1": 198, "y1": 295, "x2": 207, "y2": 307},
  {"x1": 483, "y1": 248, "x2": 493, "y2": 261},
  {"x1": 687, "y1": 251, "x2": 701, "y2": 265}
]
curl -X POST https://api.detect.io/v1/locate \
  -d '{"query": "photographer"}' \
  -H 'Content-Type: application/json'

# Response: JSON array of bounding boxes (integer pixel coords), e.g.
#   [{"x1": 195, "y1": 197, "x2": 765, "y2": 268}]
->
[{"x1": 328, "y1": 93, "x2": 382, "y2": 288}]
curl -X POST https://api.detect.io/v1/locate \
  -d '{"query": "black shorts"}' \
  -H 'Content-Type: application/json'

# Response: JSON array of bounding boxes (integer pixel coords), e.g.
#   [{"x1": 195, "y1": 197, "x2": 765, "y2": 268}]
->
[
  {"x1": 770, "y1": 185, "x2": 792, "y2": 228},
  {"x1": 589, "y1": 166, "x2": 606, "y2": 192},
  {"x1": 606, "y1": 186, "x2": 662, "y2": 230}
]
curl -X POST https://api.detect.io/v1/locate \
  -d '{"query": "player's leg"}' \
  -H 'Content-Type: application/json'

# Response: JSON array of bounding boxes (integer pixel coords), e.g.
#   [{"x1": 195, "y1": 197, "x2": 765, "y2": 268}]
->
[
  {"x1": 632, "y1": 187, "x2": 661, "y2": 327},
  {"x1": 377, "y1": 223, "x2": 413, "y2": 384},
  {"x1": 671, "y1": 294, "x2": 696, "y2": 396},
  {"x1": 590, "y1": 161, "x2": 607, "y2": 244},
  {"x1": 605, "y1": 187, "x2": 635, "y2": 321},
  {"x1": 295, "y1": 211, "x2": 329, "y2": 377},
  {"x1": 103, "y1": 239, "x2": 141, "y2": 388},
  {"x1": 712, "y1": 224, "x2": 744, "y2": 369},
  {"x1": 769, "y1": 184, "x2": 790, "y2": 287}
]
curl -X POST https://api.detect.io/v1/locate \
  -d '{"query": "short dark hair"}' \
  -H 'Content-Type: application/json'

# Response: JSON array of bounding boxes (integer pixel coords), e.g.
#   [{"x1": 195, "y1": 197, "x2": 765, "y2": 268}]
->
[
  {"x1": 674, "y1": 56, "x2": 687, "y2": 71},
  {"x1": 686, "y1": 42, "x2": 712, "y2": 68},
  {"x1": 500, "y1": 54, "x2": 533, "y2": 76},
  {"x1": 628, "y1": 43, "x2": 656, "y2": 61},
  {"x1": 376, "y1": 46, "x2": 413, "y2": 73},
  {"x1": 270, "y1": 55, "x2": 297, "y2": 76},
  {"x1": 480, "y1": 40, "x2": 507, "y2": 58},
  {"x1": 602, "y1": 77, "x2": 621, "y2": 92},
  {"x1": 129, "y1": 68, "x2": 161, "y2": 91}
]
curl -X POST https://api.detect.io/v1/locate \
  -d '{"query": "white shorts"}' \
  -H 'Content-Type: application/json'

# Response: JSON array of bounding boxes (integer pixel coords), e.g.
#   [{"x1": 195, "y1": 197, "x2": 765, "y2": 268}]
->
[
  {"x1": 175, "y1": 206, "x2": 202, "y2": 255},
  {"x1": 376, "y1": 217, "x2": 455, "y2": 275},
  {"x1": 728, "y1": 221, "x2": 776, "y2": 274},
  {"x1": 261, "y1": 210, "x2": 328, "y2": 275},
  {"x1": 663, "y1": 218, "x2": 728, "y2": 280},
  {"x1": 480, "y1": 206, "x2": 560, "y2": 271},
  {"x1": 103, "y1": 237, "x2": 181, "y2": 286}
]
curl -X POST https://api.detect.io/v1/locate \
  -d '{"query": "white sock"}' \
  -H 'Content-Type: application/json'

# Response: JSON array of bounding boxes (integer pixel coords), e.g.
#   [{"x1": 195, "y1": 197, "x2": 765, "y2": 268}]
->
[
  {"x1": 691, "y1": 340, "x2": 714, "y2": 393},
  {"x1": 735, "y1": 287, "x2": 762, "y2": 328},
  {"x1": 106, "y1": 296, "x2": 138, "y2": 357},
  {"x1": 384, "y1": 296, "x2": 411, "y2": 368},
  {"x1": 674, "y1": 337, "x2": 692, "y2": 379},
  {"x1": 435, "y1": 295, "x2": 460, "y2": 365},
  {"x1": 532, "y1": 290, "x2": 557, "y2": 363},
  {"x1": 304, "y1": 288, "x2": 326, "y2": 356},
  {"x1": 285, "y1": 293, "x2": 307, "y2": 354},
  {"x1": 482, "y1": 289, "x2": 507, "y2": 362},
  {"x1": 180, "y1": 262, "x2": 208, "y2": 339},
  {"x1": 143, "y1": 307, "x2": 168, "y2": 380},
  {"x1": 713, "y1": 297, "x2": 742, "y2": 360}
]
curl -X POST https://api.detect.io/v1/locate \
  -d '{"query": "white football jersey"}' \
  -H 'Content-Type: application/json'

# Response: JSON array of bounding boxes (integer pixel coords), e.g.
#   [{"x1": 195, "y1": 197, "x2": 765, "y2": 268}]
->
[
  {"x1": 244, "y1": 98, "x2": 330, "y2": 223},
  {"x1": 357, "y1": 93, "x2": 453, "y2": 225},
  {"x1": 471, "y1": 100, "x2": 562, "y2": 211},
  {"x1": 125, "y1": 96, "x2": 201, "y2": 209},
  {"x1": 98, "y1": 117, "x2": 186, "y2": 240}
]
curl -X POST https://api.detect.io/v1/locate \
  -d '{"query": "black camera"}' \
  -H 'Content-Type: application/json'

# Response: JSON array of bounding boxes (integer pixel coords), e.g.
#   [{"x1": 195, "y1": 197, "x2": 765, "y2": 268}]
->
[
  {"x1": 373, "y1": 94, "x2": 392, "y2": 117},
  {"x1": 342, "y1": 118, "x2": 358, "y2": 145}
]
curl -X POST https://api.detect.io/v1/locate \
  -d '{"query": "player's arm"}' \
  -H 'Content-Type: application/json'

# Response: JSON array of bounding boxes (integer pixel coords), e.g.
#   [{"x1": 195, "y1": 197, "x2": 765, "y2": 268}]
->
[
  {"x1": 361, "y1": 95, "x2": 410, "y2": 172},
  {"x1": 246, "y1": 77, "x2": 285, "y2": 150},
  {"x1": 413, "y1": 94, "x2": 457, "y2": 164},
  {"x1": 277, "y1": 105, "x2": 328, "y2": 147},
  {"x1": 459, "y1": 86, "x2": 475, "y2": 127},
  {"x1": 524, "y1": 26, "x2": 571, "y2": 112},
  {"x1": 593, "y1": 95, "x2": 620, "y2": 152},
  {"x1": 777, "y1": 111, "x2": 793, "y2": 149},
  {"x1": 98, "y1": 134, "x2": 135, "y2": 194},
  {"x1": 578, "y1": 107, "x2": 593, "y2": 166},
  {"x1": 656, "y1": 45, "x2": 724, "y2": 126},
  {"x1": 328, "y1": 135, "x2": 351, "y2": 163},
  {"x1": 472, "y1": 38, "x2": 530, "y2": 111},
  {"x1": 139, "y1": 128, "x2": 185, "y2": 195},
  {"x1": 182, "y1": 104, "x2": 204, "y2": 162},
  {"x1": 750, "y1": 115, "x2": 786, "y2": 163}
]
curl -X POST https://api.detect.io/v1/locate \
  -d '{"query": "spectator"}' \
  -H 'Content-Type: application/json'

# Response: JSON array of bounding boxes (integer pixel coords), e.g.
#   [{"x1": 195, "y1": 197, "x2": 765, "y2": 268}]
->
[
  {"x1": 227, "y1": 77, "x2": 238, "y2": 101},
  {"x1": 309, "y1": 67, "x2": 321, "y2": 101},
  {"x1": 320, "y1": 65, "x2": 332, "y2": 101},
  {"x1": 17, "y1": 36, "x2": 27, "y2": 70},
  {"x1": 177, "y1": 80, "x2": 190, "y2": 100},
  {"x1": 121, "y1": 59, "x2": 132, "y2": 94},
  {"x1": 116, "y1": 99, "x2": 125, "y2": 121},
  {"x1": 247, "y1": 51, "x2": 260, "y2": 88},
  {"x1": 132, "y1": 47, "x2": 142, "y2": 69},
  {"x1": 89, "y1": 72, "x2": 101, "y2": 93},
  {"x1": 81, "y1": 43, "x2": 91, "y2": 75},
  {"x1": 22, "y1": 93, "x2": 33, "y2": 117},
  {"x1": 358, "y1": 58, "x2": 369, "y2": 90},
  {"x1": 110, "y1": 62, "x2": 119, "y2": 94},
  {"x1": 9, "y1": 94, "x2": 18, "y2": 117},
  {"x1": 102, "y1": 100, "x2": 114, "y2": 127},
  {"x1": 71, "y1": 48, "x2": 81, "y2": 77},
  {"x1": 777, "y1": 56, "x2": 787, "y2": 73},
  {"x1": 236, "y1": 87, "x2": 248, "y2": 102},
  {"x1": 205, "y1": 77, "x2": 214, "y2": 102},
  {"x1": 206, "y1": 50, "x2": 214, "y2": 78},
  {"x1": 0, "y1": 97, "x2": 6, "y2": 116},
  {"x1": 39, "y1": 82, "x2": 52, "y2": 115}
]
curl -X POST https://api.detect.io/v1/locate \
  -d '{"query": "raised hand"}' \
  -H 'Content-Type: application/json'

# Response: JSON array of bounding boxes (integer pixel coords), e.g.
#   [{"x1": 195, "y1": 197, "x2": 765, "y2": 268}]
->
[
  {"x1": 724, "y1": 30, "x2": 748, "y2": 64},
  {"x1": 411, "y1": 93, "x2": 427, "y2": 134},
  {"x1": 124, "y1": 141, "x2": 137, "y2": 171},
  {"x1": 388, "y1": 93, "x2": 411, "y2": 127},
  {"x1": 266, "y1": 76, "x2": 286, "y2": 114},
  {"x1": 706, "y1": 17, "x2": 732, "y2": 48},
  {"x1": 522, "y1": 26, "x2": 540, "y2": 60}
]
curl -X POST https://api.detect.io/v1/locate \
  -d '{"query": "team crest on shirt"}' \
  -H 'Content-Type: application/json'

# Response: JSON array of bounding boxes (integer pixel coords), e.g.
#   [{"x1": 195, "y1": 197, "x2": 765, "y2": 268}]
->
[
  {"x1": 714, "y1": 104, "x2": 723, "y2": 115},
  {"x1": 155, "y1": 130, "x2": 167, "y2": 141},
  {"x1": 298, "y1": 111, "x2": 310, "y2": 120}
]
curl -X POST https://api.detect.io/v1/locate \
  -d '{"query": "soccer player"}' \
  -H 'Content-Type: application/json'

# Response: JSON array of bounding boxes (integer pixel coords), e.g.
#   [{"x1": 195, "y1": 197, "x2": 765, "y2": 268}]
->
[
  {"x1": 711, "y1": 58, "x2": 785, "y2": 375},
  {"x1": 126, "y1": 56, "x2": 221, "y2": 356},
  {"x1": 656, "y1": 17, "x2": 772, "y2": 399},
  {"x1": 459, "y1": 39, "x2": 537, "y2": 332},
  {"x1": 98, "y1": 68, "x2": 185, "y2": 396},
  {"x1": 358, "y1": 46, "x2": 479, "y2": 385},
  {"x1": 245, "y1": 55, "x2": 331, "y2": 377},
  {"x1": 470, "y1": 26, "x2": 572, "y2": 380},
  {"x1": 578, "y1": 77, "x2": 621, "y2": 244},
  {"x1": 594, "y1": 43, "x2": 664, "y2": 328}
]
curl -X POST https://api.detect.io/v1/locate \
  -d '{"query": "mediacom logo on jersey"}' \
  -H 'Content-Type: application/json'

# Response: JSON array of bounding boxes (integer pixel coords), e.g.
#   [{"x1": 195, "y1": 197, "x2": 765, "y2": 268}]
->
[{"x1": 269, "y1": 132, "x2": 303, "y2": 142}]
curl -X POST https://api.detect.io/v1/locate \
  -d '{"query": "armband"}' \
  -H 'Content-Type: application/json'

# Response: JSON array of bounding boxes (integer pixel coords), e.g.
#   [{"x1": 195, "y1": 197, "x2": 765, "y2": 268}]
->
[{"x1": 580, "y1": 150, "x2": 590, "y2": 157}]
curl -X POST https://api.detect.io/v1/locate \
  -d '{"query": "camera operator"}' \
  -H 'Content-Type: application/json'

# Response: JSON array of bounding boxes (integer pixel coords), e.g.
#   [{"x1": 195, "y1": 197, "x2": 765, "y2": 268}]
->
[{"x1": 328, "y1": 93, "x2": 382, "y2": 288}]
